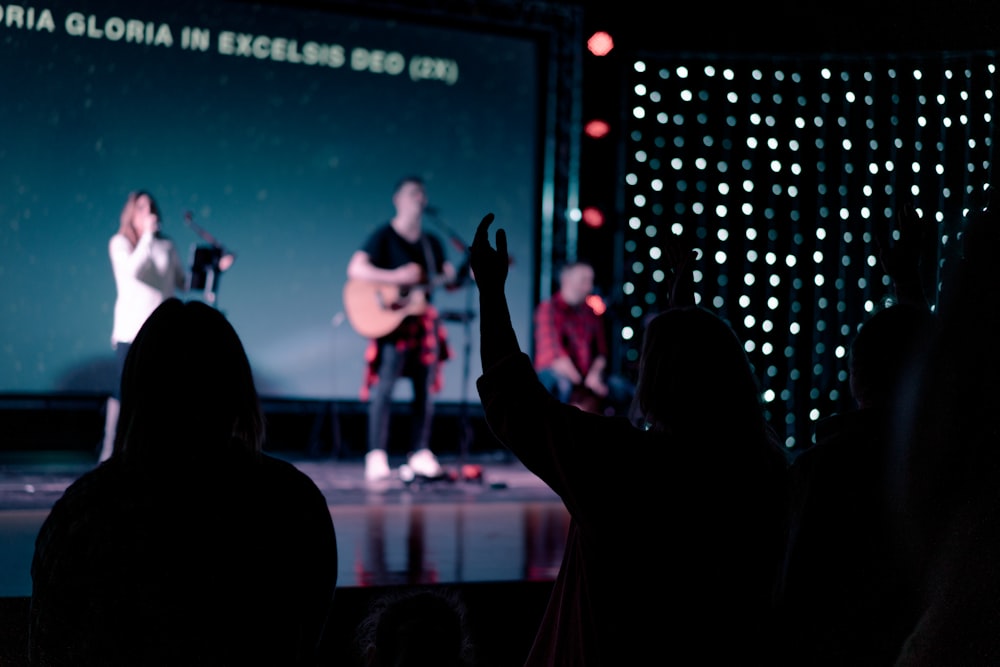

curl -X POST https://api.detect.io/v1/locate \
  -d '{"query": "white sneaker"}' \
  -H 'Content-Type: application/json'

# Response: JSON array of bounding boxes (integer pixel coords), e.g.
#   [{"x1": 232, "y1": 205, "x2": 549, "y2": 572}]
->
[
  {"x1": 407, "y1": 448, "x2": 443, "y2": 478},
  {"x1": 365, "y1": 449, "x2": 391, "y2": 481}
]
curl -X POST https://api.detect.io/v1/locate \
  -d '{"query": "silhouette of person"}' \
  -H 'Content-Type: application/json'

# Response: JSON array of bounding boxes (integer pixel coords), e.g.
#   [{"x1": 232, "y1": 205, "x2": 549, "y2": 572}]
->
[
  {"x1": 346, "y1": 176, "x2": 456, "y2": 482},
  {"x1": 775, "y1": 302, "x2": 938, "y2": 666},
  {"x1": 774, "y1": 202, "x2": 940, "y2": 665},
  {"x1": 100, "y1": 190, "x2": 186, "y2": 463},
  {"x1": 356, "y1": 586, "x2": 474, "y2": 667},
  {"x1": 888, "y1": 195, "x2": 1000, "y2": 665},
  {"x1": 471, "y1": 213, "x2": 788, "y2": 665},
  {"x1": 29, "y1": 298, "x2": 338, "y2": 666}
]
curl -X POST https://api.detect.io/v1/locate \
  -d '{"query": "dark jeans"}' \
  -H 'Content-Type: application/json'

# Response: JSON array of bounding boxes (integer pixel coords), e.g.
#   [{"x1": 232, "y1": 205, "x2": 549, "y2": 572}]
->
[
  {"x1": 367, "y1": 342, "x2": 436, "y2": 454},
  {"x1": 536, "y1": 368, "x2": 575, "y2": 404},
  {"x1": 112, "y1": 342, "x2": 131, "y2": 399},
  {"x1": 537, "y1": 367, "x2": 636, "y2": 417}
]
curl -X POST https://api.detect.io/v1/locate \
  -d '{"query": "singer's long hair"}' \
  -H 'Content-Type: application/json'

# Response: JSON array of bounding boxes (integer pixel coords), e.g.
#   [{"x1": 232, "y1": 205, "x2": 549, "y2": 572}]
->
[{"x1": 116, "y1": 190, "x2": 162, "y2": 247}]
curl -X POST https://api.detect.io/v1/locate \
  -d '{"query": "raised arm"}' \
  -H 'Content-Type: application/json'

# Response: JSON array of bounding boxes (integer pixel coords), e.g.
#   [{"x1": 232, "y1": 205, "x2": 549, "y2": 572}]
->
[
  {"x1": 662, "y1": 232, "x2": 698, "y2": 309},
  {"x1": 469, "y1": 213, "x2": 521, "y2": 371},
  {"x1": 875, "y1": 202, "x2": 933, "y2": 309}
]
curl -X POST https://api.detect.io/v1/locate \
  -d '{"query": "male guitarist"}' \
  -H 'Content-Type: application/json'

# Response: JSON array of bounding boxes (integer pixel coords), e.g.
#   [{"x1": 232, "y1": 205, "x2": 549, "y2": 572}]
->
[{"x1": 346, "y1": 175, "x2": 457, "y2": 482}]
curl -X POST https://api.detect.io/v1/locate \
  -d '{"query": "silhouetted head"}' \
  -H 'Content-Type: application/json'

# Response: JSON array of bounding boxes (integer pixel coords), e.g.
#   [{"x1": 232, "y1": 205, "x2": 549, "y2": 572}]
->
[
  {"x1": 631, "y1": 306, "x2": 766, "y2": 442},
  {"x1": 114, "y1": 298, "x2": 264, "y2": 464},
  {"x1": 848, "y1": 303, "x2": 939, "y2": 410},
  {"x1": 359, "y1": 588, "x2": 471, "y2": 667}
]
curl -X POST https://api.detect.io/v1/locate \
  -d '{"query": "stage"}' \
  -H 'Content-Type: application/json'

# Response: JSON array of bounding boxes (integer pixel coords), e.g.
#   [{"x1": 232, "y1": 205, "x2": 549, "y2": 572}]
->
[
  {"x1": 0, "y1": 407, "x2": 569, "y2": 664},
  {"x1": 0, "y1": 448, "x2": 570, "y2": 594}
]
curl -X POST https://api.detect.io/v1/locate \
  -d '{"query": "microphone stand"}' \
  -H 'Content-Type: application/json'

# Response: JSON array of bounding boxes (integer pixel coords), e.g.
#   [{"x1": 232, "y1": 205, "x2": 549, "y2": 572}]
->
[
  {"x1": 426, "y1": 210, "x2": 476, "y2": 468},
  {"x1": 183, "y1": 211, "x2": 236, "y2": 308},
  {"x1": 455, "y1": 277, "x2": 474, "y2": 465}
]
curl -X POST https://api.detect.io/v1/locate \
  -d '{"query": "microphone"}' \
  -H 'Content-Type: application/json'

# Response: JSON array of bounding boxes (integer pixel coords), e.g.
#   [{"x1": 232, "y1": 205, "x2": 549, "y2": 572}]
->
[{"x1": 424, "y1": 205, "x2": 440, "y2": 217}]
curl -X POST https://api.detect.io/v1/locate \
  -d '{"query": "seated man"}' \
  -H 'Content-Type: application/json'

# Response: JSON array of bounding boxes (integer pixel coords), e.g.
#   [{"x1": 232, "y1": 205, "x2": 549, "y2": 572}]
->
[{"x1": 533, "y1": 261, "x2": 631, "y2": 414}]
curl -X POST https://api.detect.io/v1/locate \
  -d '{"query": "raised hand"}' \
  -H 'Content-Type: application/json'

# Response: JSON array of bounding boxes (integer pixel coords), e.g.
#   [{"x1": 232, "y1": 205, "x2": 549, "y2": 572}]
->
[
  {"x1": 875, "y1": 202, "x2": 930, "y2": 306},
  {"x1": 876, "y1": 203, "x2": 925, "y2": 280},
  {"x1": 470, "y1": 213, "x2": 507, "y2": 294},
  {"x1": 662, "y1": 233, "x2": 698, "y2": 308}
]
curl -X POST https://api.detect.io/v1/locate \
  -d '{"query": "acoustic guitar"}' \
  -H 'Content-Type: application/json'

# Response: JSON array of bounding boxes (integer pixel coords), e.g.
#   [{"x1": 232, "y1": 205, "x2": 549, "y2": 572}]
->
[{"x1": 342, "y1": 278, "x2": 440, "y2": 339}]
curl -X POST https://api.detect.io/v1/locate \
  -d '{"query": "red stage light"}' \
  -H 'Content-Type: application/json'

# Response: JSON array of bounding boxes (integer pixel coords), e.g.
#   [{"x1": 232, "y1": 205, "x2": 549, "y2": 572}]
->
[
  {"x1": 585, "y1": 294, "x2": 607, "y2": 316},
  {"x1": 584, "y1": 119, "x2": 611, "y2": 139},
  {"x1": 587, "y1": 31, "x2": 614, "y2": 57},
  {"x1": 582, "y1": 206, "x2": 605, "y2": 229}
]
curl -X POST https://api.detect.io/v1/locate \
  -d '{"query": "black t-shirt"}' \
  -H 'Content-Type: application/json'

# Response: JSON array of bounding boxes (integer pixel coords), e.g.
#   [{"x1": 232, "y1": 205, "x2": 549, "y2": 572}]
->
[{"x1": 361, "y1": 223, "x2": 447, "y2": 290}]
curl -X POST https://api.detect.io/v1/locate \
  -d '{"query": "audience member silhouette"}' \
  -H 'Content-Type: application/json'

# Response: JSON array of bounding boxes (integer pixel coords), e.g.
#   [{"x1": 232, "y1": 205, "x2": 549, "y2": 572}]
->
[
  {"x1": 774, "y1": 202, "x2": 941, "y2": 666},
  {"x1": 28, "y1": 298, "x2": 338, "y2": 667},
  {"x1": 471, "y1": 213, "x2": 789, "y2": 665},
  {"x1": 775, "y1": 301, "x2": 938, "y2": 665},
  {"x1": 355, "y1": 586, "x2": 474, "y2": 667},
  {"x1": 887, "y1": 195, "x2": 1000, "y2": 665}
]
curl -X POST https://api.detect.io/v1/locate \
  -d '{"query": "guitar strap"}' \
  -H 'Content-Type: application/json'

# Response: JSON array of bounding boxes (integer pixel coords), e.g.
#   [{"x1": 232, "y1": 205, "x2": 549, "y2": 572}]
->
[
  {"x1": 419, "y1": 233, "x2": 442, "y2": 359},
  {"x1": 419, "y1": 233, "x2": 440, "y2": 291}
]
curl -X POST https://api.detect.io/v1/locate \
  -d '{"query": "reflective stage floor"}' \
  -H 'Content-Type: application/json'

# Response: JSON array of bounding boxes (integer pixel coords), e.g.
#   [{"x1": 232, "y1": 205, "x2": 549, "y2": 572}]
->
[
  {"x1": 0, "y1": 449, "x2": 570, "y2": 598},
  {"x1": 0, "y1": 411, "x2": 570, "y2": 664}
]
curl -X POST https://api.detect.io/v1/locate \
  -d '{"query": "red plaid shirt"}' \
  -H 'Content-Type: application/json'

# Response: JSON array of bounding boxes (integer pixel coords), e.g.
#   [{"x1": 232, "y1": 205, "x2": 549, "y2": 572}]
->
[
  {"x1": 360, "y1": 306, "x2": 451, "y2": 400},
  {"x1": 533, "y1": 293, "x2": 607, "y2": 376}
]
